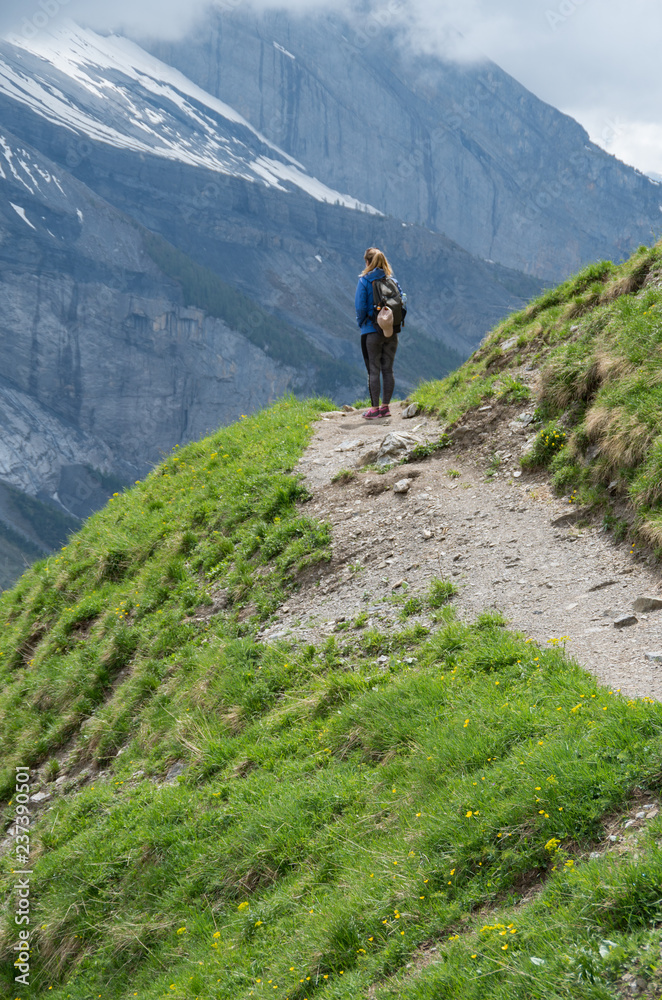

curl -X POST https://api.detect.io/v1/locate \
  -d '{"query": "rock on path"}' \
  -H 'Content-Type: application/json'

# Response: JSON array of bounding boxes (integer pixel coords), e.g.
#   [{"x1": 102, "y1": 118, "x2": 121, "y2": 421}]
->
[{"x1": 260, "y1": 403, "x2": 662, "y2": 701}]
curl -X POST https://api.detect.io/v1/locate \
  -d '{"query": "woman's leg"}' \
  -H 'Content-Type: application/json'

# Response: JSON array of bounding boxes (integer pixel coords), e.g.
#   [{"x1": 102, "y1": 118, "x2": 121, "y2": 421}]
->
[
  {"x1": 365, "y1": 332, "x2": 383, "y2": 407},
  {"x1": 380, "y1": 335, "x2": 398, "y2": 404}
]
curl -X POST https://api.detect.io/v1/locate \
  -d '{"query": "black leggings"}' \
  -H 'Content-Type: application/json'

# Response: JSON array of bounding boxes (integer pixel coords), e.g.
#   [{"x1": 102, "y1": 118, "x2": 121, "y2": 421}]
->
[{"x1": 361, "y1": 332, "x2": 398, "y2": 407}]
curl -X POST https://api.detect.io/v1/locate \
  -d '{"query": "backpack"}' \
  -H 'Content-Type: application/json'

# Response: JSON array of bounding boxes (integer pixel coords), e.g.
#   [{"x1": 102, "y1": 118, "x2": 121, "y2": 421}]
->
[{"x1": 372, "y1": 276, "x2": 407, "y2": 335}]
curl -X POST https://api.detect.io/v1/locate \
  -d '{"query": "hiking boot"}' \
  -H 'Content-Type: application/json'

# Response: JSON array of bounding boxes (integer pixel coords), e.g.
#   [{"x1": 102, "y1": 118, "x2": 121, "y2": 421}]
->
[
  {"x1": 379, "y1": 405, "x2": 391, "y2": 418},
  {"x1": 362, "y1": 407, "x2": 381, "y2": 420}
]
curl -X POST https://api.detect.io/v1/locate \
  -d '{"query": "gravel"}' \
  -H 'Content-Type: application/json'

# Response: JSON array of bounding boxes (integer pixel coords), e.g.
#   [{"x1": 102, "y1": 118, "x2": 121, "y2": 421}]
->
[{"x1": 259, "y1": 404, "x2": 662, "y2": 701}]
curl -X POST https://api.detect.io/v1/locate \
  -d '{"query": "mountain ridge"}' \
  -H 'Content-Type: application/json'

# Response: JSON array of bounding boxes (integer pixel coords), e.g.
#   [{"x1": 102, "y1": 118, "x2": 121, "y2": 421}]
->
[{"x1": 145, "y1": 6, "x2": 662, "y2": 280}]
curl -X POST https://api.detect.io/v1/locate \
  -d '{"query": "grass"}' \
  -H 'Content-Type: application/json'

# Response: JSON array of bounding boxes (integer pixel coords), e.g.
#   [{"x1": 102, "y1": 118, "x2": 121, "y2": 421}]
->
[
  {"x1": 414, "y1": 240, "x2": 662, "y2": 553},
  {"x1": 1, "y1": 576, "x2": 661, "y2": 999},
  {"x1": 331, "y1": 469, "x2": 356, "y2": 485},
  {"x1": 0, "y1": 397, "x2": 332, "y2": 796}
]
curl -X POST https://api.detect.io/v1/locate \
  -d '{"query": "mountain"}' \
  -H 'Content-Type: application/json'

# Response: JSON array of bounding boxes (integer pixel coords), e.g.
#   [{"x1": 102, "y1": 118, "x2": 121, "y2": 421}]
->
[
  {"x1": 0, "y1": 22, "x2": 542, "y2": 585},
  {"x1": 146, "y1": 6, "x2": 662, "y2": 281}
]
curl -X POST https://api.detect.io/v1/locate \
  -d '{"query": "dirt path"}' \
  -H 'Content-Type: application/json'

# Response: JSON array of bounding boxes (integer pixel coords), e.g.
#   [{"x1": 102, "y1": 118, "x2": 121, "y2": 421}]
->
[{"x1": 260, "y1": 402, "x2": 662, "y2": 701}]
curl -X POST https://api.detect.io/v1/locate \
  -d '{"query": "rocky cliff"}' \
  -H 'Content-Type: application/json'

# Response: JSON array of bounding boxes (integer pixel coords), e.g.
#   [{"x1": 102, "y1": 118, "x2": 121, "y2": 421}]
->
[{"x1": 148, "y1": 7, "x2": 662, "y2": 281}]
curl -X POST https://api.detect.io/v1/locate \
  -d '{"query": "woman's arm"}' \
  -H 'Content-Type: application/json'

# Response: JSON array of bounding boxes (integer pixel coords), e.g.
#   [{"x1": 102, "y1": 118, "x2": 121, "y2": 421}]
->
[{"x1": 355, "y1": 276, "x2": 370, "y2": 329}]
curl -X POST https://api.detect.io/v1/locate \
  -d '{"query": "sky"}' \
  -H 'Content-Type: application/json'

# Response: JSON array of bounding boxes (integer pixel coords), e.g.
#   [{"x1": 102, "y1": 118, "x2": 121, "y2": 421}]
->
[{"x1": 2, "y1": 0, "x2": 661, "y2": 177}]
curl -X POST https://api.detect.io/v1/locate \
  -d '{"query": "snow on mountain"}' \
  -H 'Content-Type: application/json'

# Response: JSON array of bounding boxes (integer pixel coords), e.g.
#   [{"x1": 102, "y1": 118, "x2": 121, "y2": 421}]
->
[
  {"x1": 0, "y1": 23, "x2": 381, "y2": 215},
  {"x1": 0, "y1": 131, "x2": 66, "y2": 196}
]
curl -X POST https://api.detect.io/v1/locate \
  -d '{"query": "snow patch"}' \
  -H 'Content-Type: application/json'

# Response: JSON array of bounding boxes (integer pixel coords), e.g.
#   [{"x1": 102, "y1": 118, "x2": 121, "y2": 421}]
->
[
  {"x1": 10, "y1": 203, "x2": 37, "y2": 230},
  {"x1": 251, "y1": 157, "x2": 382, "y2": 214},
  {"x1": 274, "y1": 42, "x2": 296, "y2": 60},
  {"x1": 0, "y1": 136, "x2": 34, "y2": 193}
]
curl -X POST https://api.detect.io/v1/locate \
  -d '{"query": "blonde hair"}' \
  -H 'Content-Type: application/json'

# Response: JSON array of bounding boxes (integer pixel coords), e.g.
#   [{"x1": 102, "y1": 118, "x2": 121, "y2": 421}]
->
[{"x1": 361, "y1": 247, "x2": 393, "y2": 277}]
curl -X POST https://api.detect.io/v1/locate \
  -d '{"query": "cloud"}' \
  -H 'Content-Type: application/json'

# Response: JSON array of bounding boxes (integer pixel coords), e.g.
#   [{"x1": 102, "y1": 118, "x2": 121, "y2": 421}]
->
[
  {"x1": 0, "y1": 0, "x2": 353, "y2": 43},
  {"x1": 0, "y1": 0, "x2": 210, "y2": 42}
]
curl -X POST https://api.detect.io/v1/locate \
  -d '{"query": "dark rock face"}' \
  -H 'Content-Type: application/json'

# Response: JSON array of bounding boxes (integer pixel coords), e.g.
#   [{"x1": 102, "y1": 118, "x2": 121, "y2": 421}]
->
[
  {"x1": 0, "y1": 126, "x2": 299, "y2": 559},
  {"x1": 147, "y1": 8, "x2": 662, "y2": 282}
]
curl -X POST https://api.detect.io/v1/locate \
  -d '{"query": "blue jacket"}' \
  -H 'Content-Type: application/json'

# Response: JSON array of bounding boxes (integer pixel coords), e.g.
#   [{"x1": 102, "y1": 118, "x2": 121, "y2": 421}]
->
[{"x1": 355, "y1": 268, "x2": 403, "y2": 334}]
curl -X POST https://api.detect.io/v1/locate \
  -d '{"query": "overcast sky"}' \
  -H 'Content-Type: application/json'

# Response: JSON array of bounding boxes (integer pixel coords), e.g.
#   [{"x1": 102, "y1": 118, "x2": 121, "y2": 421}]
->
[{"x1": 2, "y1": 0, "x2": 660, "y2": 176}]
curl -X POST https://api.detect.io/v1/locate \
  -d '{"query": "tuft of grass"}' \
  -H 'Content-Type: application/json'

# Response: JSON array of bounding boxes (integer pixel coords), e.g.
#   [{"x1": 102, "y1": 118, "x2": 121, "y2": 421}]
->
[
  {"x1": 427, "y1": 577, "x2": 458, "y2": 607},
  {"x1": 332, "y1": 468, "x2": 357, "y2": 485},
  {"x1": 498, "y1": 375, "x2": 532, "y2": 404}
]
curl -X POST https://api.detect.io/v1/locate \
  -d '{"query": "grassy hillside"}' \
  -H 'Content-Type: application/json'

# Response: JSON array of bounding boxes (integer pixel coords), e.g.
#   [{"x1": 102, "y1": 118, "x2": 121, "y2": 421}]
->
[
  {"x1": 415, "y1": 239, "x2": 662, "y2": 553},
  {"x1": 1, "y1": 250, "x2": 662, "y2": 998}
]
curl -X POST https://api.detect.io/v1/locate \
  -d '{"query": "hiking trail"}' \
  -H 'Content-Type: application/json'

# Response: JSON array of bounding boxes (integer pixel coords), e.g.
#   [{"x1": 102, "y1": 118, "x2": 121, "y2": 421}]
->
[{"x1": 259, "y1": 396, "x2": 662, "y2": 702}]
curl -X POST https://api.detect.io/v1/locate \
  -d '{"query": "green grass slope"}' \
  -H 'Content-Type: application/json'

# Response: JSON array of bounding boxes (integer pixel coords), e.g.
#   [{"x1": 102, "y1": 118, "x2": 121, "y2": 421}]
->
[
  {"x1": 415, "y1": 239, "x2": 662, "y2": 553},
  {"x1": 0, "y1": 272, "x2": 662, "y2": 999}
]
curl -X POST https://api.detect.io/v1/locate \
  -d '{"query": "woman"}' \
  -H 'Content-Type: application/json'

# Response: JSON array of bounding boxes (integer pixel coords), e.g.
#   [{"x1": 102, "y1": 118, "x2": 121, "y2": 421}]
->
[{"x1": 355, "y1": 247, "x2": 403, "y2": 419}]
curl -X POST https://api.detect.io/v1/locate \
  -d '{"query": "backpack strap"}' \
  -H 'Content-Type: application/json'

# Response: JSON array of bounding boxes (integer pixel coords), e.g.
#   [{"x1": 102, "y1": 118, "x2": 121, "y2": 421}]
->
[{"x1": 371, "y1": 276, "x2": 383, "y2": 317}]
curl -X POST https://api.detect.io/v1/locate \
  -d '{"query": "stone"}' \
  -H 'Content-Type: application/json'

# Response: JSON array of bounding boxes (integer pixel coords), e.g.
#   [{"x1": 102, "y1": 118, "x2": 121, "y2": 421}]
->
[
  {"x1": 335, "y1": 438, "x2": 365, "y2": 452},
  {"x1": 165, "y1": 761, "x2": 187, "y2": 783},
  {"x1": 588, "y1": 580, "x2": 618, "y2": 593},
  {"x1": 632, "y1": 596, "x2": 662, "y2": 613},
  {"x1": 551, "y1": 508, "x2": 590, "y2": 528},
  {"x1": 376, "y1": 432, "x2": 420, "y2": 467},
  {"x1": 30, "y1": 791, "x2": 51, "y2": 803},
  {"x1": 359, "y1": 447, "x2": 380, "y2": 467},
  {"x1": 513, "y1": 471, "x2": 522, "y2": 478},
  {"x1": 614, "y1": 614, "x2": 638, "y2": 628},
  {"x1": 342, "y1": 404, "x2": 356, "y2": 412},
  {"x1": 393, "y1": 478, "x2": 412, "y2": 494},
  {"x1": 644, "y1": 651, "x2": 662, "y2": 663},
  {"x1": 501, "y1": 336, "x2": 517, "y2": 351},
  {"x1": 402, "y1": 403, "x2": 420, "y2": 419},
  {"x1": 422, "y1": 529, "x2": 433, "y2": 539}
]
